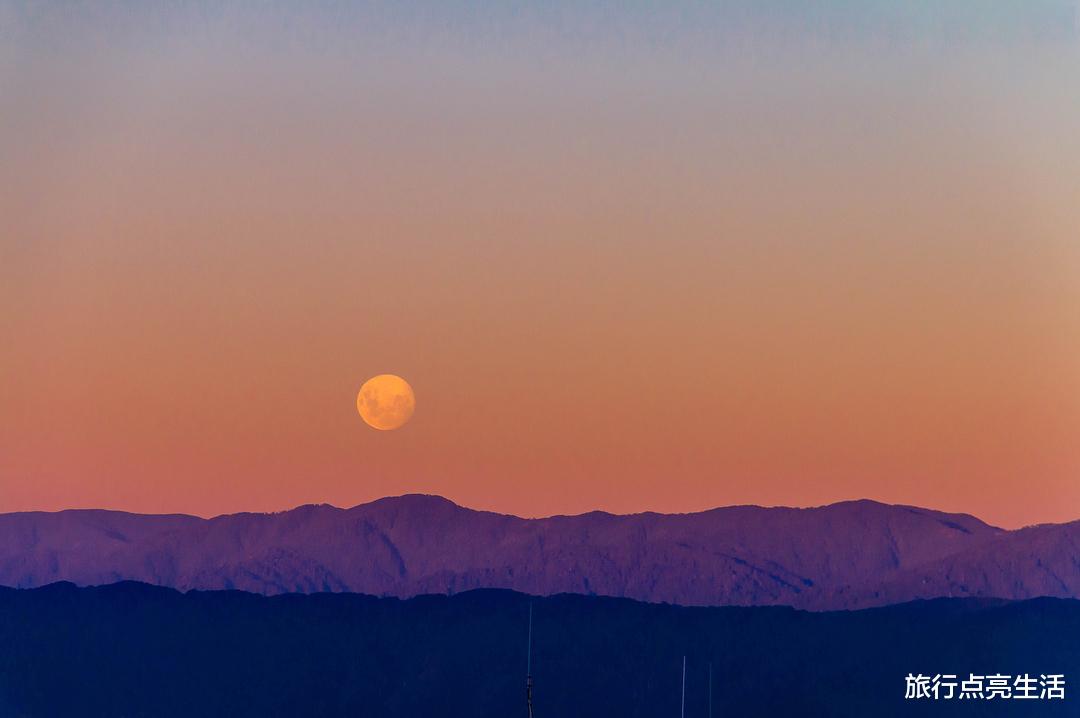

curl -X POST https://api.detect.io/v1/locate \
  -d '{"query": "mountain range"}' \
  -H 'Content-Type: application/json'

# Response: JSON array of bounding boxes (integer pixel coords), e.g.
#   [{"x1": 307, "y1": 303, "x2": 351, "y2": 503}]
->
[{"x1": 1, "y1": 494, "x2": 1077, "y2": 610}]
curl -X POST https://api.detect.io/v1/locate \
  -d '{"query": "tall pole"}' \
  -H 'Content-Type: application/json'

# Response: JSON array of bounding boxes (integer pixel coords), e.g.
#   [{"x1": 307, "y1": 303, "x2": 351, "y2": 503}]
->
[
  {"x1": 680, "y1": 656, "x2": 686, "y2": 718},
  {"x1": 526, "y1": 603, "x2": 534, "y2": 718}
]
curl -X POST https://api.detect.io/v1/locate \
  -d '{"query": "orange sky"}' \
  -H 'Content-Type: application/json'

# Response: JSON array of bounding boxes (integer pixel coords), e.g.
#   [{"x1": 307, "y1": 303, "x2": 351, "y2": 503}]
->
[{"x1": 2, "y1": 3, "x2": 1079, "y2": 527}]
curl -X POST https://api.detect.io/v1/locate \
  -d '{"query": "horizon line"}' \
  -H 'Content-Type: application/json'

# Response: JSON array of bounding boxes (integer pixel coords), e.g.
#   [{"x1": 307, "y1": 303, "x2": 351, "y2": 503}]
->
[{"x1": 4, "y1": 492, "x2": 1069, "y2": 531}]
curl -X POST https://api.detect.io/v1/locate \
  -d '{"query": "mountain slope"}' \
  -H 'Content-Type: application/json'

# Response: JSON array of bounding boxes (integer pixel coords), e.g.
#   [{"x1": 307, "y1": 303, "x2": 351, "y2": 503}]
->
[
  {"x1": 5, "y1": 494, "x2": 1066, "y2": 609},
  {"x1": 808, "y1": 519, "x2": 1080, "y2": 609}
]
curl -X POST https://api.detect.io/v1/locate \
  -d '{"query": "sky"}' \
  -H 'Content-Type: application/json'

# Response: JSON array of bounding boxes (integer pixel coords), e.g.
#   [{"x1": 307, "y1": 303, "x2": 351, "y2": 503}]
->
[{"x1": 2, "y1": 1, "x2": 1079, "y2": 528}]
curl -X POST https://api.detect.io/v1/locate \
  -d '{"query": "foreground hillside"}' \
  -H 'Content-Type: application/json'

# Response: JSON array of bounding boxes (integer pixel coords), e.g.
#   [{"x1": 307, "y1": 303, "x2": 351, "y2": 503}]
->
[
  {"x1": 0, "y1": 582, "x2": 1075, "y2": 717},
  {"x1": 0, "y1": 495, "x2": 1077, "y2": 609}
]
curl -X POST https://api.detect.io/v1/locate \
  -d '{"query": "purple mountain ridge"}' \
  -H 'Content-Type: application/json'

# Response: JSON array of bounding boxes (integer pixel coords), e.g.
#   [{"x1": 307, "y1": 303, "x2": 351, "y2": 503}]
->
[{"x1": 0, "y1": 495, "x2": 1076, "y2": 610}]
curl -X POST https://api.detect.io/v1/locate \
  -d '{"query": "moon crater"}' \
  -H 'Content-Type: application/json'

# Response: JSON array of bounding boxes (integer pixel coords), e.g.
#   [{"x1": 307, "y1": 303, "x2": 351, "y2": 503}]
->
[{"x1": 357, "y1": 374, "x2": 415, "y2": 431}]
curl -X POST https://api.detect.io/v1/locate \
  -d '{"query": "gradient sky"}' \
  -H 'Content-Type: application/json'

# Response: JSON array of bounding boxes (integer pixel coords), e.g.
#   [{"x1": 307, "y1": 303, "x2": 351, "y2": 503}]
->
[{"x1": 2, "y1": 2, "x2": 1079, "y2": 527}]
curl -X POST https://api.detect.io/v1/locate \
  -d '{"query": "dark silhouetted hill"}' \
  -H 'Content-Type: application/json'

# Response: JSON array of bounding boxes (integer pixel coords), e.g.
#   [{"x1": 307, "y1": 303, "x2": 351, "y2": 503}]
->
[{"x1": 0, "y1": 582, "x2": 1075, "y2": 717}]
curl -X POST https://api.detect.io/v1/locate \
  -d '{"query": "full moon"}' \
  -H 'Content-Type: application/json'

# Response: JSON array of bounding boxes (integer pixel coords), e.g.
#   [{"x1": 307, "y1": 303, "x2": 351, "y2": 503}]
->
[{"x1": 356, "y1": 374, "x2": 416, "y2": 431}]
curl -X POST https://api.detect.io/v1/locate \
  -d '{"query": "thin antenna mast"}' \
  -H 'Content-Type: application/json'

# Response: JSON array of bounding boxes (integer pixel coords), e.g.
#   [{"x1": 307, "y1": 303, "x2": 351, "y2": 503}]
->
[
  {"x1": 680, "y1": 656, "x2": 686, "y2": 718},
  {"x1": 526, "y1": 603, "x2": 534, "y2": 718}
]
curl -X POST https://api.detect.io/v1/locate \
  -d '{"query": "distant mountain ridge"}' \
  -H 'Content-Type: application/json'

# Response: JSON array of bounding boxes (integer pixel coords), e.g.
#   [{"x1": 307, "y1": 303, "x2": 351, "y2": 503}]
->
[{"x1": 0, "y1": 494, "x2": 1077, "y2": 610}]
